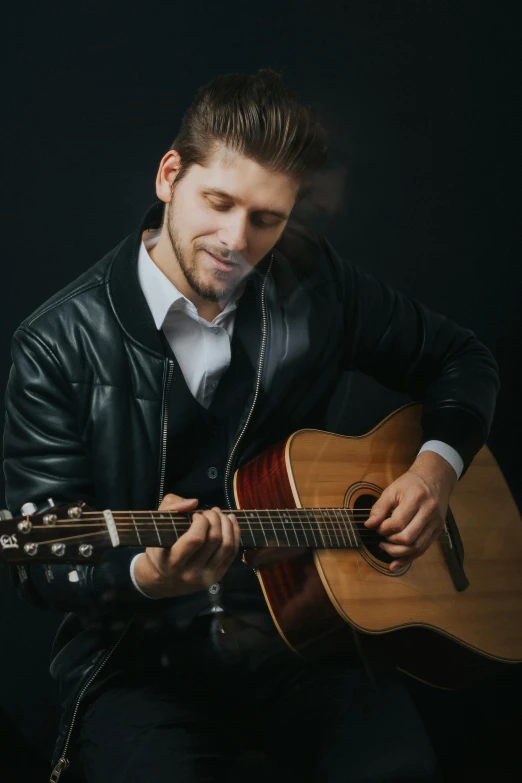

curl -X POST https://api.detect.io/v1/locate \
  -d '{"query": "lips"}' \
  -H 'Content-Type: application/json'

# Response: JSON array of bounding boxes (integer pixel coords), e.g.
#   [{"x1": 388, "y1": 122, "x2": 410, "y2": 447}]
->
[
  {"x1": 204, "y1": 250, "x2": 238, "y2": 271},
  {"x1": 206, "y1": 250, "x2": 236, "y2": 266}
]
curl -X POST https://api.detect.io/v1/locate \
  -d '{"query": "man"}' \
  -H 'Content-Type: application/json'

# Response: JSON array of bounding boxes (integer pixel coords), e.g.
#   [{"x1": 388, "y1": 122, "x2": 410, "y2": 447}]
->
[{"x1": 3, "y1": 69, "x2": 499, "y2": 782}]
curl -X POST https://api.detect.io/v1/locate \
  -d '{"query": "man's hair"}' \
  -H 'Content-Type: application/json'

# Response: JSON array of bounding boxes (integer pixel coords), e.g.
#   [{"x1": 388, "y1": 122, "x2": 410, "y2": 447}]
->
[{"x1": 169, "y1": 68, "x2": 327, "y2": 197}]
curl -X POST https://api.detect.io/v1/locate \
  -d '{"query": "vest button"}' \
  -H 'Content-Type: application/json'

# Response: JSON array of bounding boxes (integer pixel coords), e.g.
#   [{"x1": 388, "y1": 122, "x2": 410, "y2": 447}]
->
[
  {"x1": 209, "y1": 583, "x2": 220, "y2": 595},
  {"x1": 207, "y1": 467, "x2": 218, "y2": 479}
]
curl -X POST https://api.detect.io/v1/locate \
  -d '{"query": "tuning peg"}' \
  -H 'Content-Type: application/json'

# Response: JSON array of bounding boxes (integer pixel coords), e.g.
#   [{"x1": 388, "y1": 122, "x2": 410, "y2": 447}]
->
[
  {"x1": 21, "y1": 502, "x2": 37, "y2": 516},
  {"x1": 47, "y1": 498, "x2": 56, "y2": 508}
]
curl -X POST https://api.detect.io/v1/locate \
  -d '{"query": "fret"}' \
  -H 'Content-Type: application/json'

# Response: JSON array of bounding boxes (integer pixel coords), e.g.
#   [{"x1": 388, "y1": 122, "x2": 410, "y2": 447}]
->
[
  {"x1": 329, "y1": 509, "x2": 339, "y2": 547},
  {"x1": 299, "y1": 513, "x2": 310, "y2": 547},
  {"x1": 241, "y1": 512, "x2": 256, "y2": 548},
  {"x1": 152, "y1": 512, "x2": 163, "y2": 545},
  {"x1": 314, "y1": 508, "x2": 327, "y2": 549},
  {"x1": 324, "y1": 509, "x2": 335, "y2": 547},
  {"x1": 342, "y1": 508, "x2": 354, "y2": 548},
  {"x1": 347, "y1": 511, "x2": 358, "y2": 548},
  {"x1": 170, "y1": 513, "x2": 179, "y2": 544},
  {"x1": 284, "y1": 510, "x2": 303, "y2": 546},
  {"x1": 279, "y1": 510, "x2": 300, "y2": 546},
  {"x1": 333, "y1": 509, "x2": 343, "y2": 548},
  {"x1": 305, "y1": 508, "x2": 319, "y2": 548},
  {"x1": 278, "y1": 509, "x2": 291, "y2": 546},
  {"x1": 336, "y1": 509, "x2": 348, "y2": 548},
  {"x1": 252, "y1": 511, "x2": 268, "y2": 546},
  {"x1": 265, "y1": 510, "x2": 280, "y2": 546},
  {"x1": 131, "y1": 512, "x2": 142, "y2": 546}
]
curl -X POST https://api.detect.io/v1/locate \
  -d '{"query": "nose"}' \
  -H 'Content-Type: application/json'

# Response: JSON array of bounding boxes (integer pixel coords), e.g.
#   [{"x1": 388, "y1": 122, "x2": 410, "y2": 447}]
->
[{"x1": 217, "y1": 211, "x2": 249, "y2": 254}]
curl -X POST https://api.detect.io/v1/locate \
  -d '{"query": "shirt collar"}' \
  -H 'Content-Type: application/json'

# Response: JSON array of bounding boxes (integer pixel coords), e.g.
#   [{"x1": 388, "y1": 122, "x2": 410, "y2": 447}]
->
[{"x1": 137, "y1": 228, "x2": 246, "y2": 330}]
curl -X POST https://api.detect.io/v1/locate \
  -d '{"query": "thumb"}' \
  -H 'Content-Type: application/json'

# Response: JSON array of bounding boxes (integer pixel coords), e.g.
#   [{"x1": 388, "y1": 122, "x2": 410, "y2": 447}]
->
[
  {"x1": 158, "y1": 493, "x2": 199, "y2": 511},
  {"x1": 364, "y1": 494, "x2": 394, "y2": 527}
]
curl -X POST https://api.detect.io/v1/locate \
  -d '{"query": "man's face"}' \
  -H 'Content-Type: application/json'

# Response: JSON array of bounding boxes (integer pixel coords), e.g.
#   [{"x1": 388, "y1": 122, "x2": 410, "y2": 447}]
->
[{"x1": 164, "y1": 148, "x2": 299, "y2": 302}]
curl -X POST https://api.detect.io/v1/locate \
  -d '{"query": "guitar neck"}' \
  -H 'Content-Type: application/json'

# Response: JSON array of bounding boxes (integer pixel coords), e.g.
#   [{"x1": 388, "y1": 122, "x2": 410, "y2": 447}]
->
[
  {"x1": 0, "y1": 505, "x2": 364, "y2": 565},
  {"x1": 106, "y1": 508, "x2": 362, "y2": 550},
  {"x1": 102, "y1": 508, "x2": 360, "y2": 549}
]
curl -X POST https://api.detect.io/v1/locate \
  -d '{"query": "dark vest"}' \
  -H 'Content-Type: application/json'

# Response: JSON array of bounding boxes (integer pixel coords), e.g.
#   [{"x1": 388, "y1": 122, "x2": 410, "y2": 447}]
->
[{"x1": 160, "y1": 280, "x2": 272, "y2": 629}]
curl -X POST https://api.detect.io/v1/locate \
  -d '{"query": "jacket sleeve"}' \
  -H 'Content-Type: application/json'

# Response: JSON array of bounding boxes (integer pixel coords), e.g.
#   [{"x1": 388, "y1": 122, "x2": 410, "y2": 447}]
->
[
  {"x1": 3, "y1": 326, "x2": 153, "y2": 613},
  {"x1": 320, "y1": 237, "x2": 500, "y2": 475}
]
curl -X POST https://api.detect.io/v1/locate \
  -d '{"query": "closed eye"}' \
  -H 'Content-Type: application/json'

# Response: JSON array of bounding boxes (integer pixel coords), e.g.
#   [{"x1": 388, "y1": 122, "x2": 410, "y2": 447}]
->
[{"x1": 207, "y1": 199, "x2": 280, "y2": 230}]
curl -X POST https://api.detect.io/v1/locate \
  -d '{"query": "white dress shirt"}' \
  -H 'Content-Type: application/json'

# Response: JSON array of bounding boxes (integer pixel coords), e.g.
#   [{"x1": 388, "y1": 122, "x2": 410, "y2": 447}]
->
[{"x1": 130, "y1": 229, "x2": 464, "y2": 598}]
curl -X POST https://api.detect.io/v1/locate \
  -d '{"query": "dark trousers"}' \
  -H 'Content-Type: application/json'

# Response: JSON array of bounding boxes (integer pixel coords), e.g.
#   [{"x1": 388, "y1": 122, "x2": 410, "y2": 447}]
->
[{"x1": 76, "y1": 614, "x2": 439, "y2": 783}]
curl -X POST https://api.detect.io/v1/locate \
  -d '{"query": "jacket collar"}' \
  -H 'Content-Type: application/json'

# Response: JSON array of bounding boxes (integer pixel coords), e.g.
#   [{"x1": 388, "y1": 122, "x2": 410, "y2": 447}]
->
[{"x1": 108, "y1": 202, "x2": 272, "y2": 357}]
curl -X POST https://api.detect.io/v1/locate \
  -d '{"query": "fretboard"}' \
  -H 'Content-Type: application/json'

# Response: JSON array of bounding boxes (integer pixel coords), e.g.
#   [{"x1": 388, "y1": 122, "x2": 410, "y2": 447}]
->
[{"x1": 110, "y1": 508, "x2": 362, "y2": 549}]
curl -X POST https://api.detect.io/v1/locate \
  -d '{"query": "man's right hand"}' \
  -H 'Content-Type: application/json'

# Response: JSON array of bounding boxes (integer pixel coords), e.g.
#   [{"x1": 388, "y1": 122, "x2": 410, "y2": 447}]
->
[{"x1": 133, "y1": 494, "x2": 240, "y2": 598}]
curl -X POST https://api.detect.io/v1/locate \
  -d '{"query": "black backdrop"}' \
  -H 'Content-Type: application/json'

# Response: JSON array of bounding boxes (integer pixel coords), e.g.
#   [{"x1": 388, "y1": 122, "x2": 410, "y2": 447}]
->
[{"x1": 2, "y1": 1, "x2": 521, "y2": 780}]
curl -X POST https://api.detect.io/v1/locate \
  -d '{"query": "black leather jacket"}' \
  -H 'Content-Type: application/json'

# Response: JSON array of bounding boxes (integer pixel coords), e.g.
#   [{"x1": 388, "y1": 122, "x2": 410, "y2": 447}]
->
[{"x1": 3, "y1": 203, "x2": 500, "y2": 769}]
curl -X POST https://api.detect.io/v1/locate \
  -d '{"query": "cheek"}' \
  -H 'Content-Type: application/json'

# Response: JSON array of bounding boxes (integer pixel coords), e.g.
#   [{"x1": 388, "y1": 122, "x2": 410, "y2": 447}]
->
[{"x1": 173, "y1": 198, "x2": 215, "y2": 243}]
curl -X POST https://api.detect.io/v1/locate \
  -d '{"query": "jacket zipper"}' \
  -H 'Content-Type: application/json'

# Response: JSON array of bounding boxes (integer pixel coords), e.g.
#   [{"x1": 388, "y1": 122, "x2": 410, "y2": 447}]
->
[
  {"x1": 158, "y1": 359, "x2": 175, "y2": 506},
  {"x1": 224, "y1": 254, "x2": 273, "y2": 510},
  {"x1": 49, "y1": 357, "x2": 175, "y2": 781},
  {"x1": 49, "y1": 618, "x2": 133, "y2": 782}
]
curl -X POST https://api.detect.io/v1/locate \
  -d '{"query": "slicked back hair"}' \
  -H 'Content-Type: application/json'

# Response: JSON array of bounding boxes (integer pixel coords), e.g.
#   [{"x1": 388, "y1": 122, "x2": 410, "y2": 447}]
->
[{"x1": 169, "y1": 69, "x2": 328, "y2": 198}]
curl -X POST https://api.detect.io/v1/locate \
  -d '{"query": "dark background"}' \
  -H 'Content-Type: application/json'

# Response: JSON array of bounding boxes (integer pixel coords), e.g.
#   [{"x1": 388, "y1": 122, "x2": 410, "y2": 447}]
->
[{"x1": 2, "y1": 1, "x2": 521, "y2": 780}]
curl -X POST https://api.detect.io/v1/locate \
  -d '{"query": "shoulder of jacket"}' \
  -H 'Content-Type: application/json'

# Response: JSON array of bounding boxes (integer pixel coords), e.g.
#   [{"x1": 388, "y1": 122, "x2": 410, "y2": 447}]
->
[{"x1": 18, "y1": 236, "x2": 128, "y2": 333}]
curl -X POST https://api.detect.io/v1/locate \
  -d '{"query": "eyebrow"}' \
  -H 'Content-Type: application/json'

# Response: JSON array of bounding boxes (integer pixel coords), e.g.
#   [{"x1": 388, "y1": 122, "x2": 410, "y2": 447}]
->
[{"x1": 203, "y1": 188, "x2": 289, "y2": 220}]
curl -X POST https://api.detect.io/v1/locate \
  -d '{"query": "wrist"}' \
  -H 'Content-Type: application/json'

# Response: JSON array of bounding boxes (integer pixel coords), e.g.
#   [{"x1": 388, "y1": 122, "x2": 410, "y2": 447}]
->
[
  {"x1": 133, "y1": 553, "x2": 166, "y2": 599},
  {"x1": 409, "y1": 450, "x2": 458, "y2": 489}
]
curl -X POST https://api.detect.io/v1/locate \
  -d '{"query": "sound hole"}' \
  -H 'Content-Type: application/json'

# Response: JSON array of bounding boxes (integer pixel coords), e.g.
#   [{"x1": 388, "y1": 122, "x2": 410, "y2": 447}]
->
[{"x1": 353, "y1": 494, "x2": 394, "y2": 564}]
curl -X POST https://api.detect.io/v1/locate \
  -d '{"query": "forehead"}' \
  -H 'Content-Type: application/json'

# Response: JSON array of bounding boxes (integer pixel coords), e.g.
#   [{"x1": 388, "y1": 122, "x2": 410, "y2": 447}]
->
[{"x1": 187, "y1": 147, "x2": 299, "y2": 211}]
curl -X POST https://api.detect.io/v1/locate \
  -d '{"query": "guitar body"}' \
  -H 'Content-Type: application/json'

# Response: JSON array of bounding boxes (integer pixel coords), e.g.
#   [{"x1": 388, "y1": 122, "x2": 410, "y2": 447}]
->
[{"x1": 235, "y1": 403, "x2": 522, "y2": 688}]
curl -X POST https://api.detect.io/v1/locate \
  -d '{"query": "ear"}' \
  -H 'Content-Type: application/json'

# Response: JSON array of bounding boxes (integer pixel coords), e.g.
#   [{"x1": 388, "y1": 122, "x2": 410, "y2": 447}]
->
[{"x1": 155, "y1": 150, "x2": 182, "y2": 203}]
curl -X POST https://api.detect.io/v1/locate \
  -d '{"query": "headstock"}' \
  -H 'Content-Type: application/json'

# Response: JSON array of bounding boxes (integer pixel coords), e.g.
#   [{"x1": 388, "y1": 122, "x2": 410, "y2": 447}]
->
[{"x1": 0, "y1": 500, "x2": 108, "y2": 564}]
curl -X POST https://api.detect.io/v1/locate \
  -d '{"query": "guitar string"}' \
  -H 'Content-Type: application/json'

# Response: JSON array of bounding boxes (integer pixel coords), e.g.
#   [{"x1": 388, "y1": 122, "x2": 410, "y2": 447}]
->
[
  {"x1": 26, "y1": 520, "x2": 452, "y2": 535},
  {"x1": 60, "y1": 511, "x2": 439, "y2": 524},
  {"x1": 16, "y1": 527, "x2": 451, "y2": 547},
  {"x1": 77, "y1": 509, "x2": 408, "y2": 515}
]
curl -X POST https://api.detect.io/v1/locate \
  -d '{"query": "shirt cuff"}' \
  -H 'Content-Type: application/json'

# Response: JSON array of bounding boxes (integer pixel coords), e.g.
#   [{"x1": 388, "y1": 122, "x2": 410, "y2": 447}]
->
[
  {"x1": 417, "y1": 440, "x2": 464, "y2": 480},
  {"x1": 130, "y1": 553, "x2": 159, "y2": 599}
]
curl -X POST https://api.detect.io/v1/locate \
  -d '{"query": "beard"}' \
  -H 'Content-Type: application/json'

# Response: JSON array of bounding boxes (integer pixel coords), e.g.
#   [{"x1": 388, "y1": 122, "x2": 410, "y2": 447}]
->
[{"x1": 165, "y1": 198, "x2": 245, "y2": 303}]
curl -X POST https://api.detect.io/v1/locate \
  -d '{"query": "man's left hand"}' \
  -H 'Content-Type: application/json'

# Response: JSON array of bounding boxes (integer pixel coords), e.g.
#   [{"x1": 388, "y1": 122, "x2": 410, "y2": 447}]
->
[{"x1": 364, "y1": 450, "x2": 459, "y2": 572}]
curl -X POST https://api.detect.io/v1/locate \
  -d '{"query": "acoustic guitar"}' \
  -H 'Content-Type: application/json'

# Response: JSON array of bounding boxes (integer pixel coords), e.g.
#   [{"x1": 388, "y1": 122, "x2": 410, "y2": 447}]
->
[{"x1": 2, "y1": 402, "x2": 521, "y2": 688}]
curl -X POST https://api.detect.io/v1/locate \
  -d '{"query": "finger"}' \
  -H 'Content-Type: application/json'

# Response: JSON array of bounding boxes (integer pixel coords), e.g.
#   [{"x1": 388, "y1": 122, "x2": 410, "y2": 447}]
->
[
  {"x1": 387, "y1": 526, "x2": 439, "y2": 571},
  {"x1": 365, "y1": 493, "x2": 396, "y2": 528},
  {"x1": 206, "y1": 510, "x2": 238, "y2": 570},
  {"x1": 184, "y1": 507, "x2": 224, "y2": 567},
  {"x1": 158, "y1": 493, "x2": 199, "y2": 511},
  {"x1": 147, "y1": 496, "x2": 200, "y2": 564},
  {"x1": 382, "y1": 506, "x2": 435, "y2": 547},
  {"x1": 373, "y1": 494, "x2": 423, "y2": 539},
  {"x1": 168, "y1": 511, "x2": 210, "y2": 569},
  {"x1": 380, "y1": 519, "x2": 437, "y2": 557}
]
